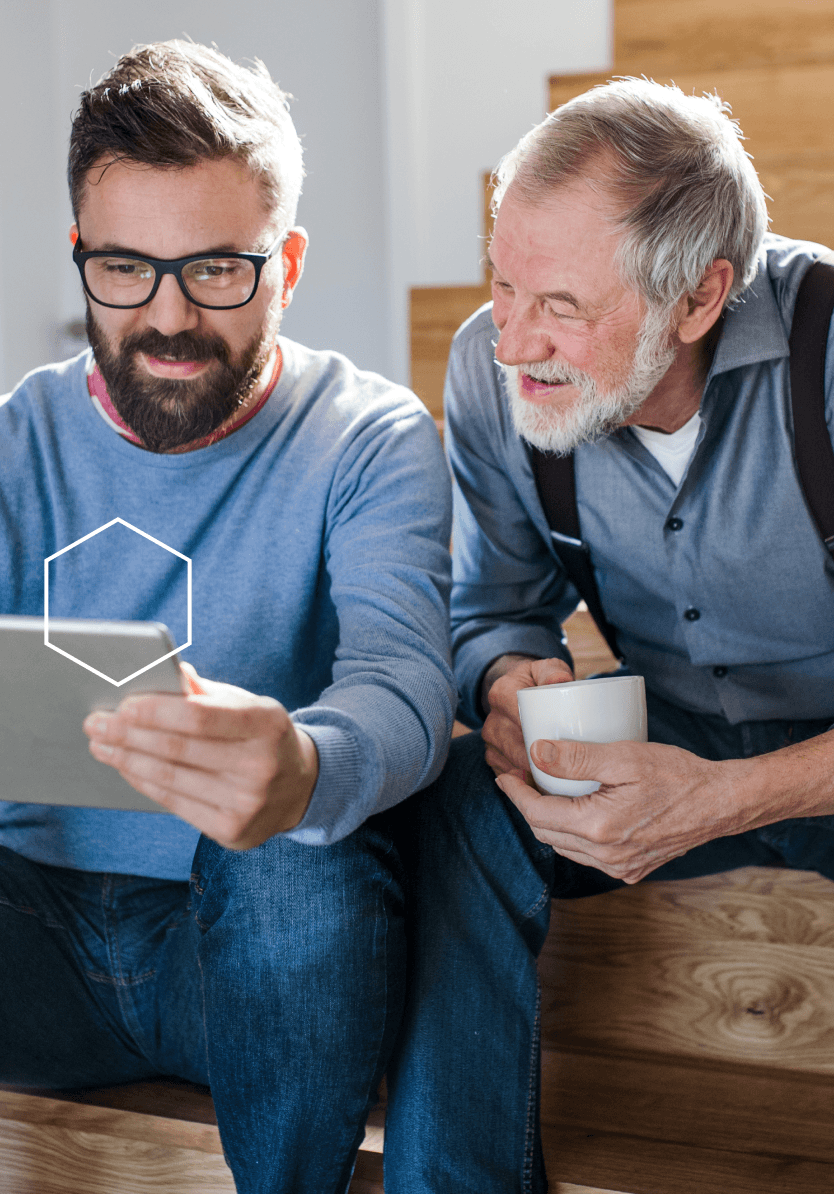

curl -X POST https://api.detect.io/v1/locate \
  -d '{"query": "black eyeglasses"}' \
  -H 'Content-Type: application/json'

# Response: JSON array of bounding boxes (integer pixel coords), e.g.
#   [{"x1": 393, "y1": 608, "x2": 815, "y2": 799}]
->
[{"x1": 72, "y1": 235, "x2": 284, "y2": 310}]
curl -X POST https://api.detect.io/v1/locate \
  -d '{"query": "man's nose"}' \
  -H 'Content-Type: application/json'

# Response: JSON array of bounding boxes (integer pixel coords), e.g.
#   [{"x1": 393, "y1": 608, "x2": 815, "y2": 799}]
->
[
  {"x1": 493, "y1": 302, "x2": 554, "y2": 367},
  {"x1": 145, "y1": 273, "x2": 200, "y2": 337}
]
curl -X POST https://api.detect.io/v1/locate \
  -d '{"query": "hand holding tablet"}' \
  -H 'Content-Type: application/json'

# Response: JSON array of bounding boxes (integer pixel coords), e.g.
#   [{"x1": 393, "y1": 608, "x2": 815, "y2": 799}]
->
[{"x1": 0, "y1": 616, "x2": 185, "y2": 812}]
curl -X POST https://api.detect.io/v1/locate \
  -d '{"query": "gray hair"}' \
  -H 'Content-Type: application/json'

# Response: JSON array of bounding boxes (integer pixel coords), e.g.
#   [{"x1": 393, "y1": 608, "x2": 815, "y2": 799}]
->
[{"x1": 493, "y1": 77, "x2": 769, "y2": 308}]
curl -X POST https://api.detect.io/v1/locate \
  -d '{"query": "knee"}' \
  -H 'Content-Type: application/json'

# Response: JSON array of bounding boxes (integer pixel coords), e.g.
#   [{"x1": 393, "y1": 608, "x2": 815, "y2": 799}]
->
[
  {"x1": 404, "y1": 731, "x2": 531, "y2": 854},
  {"x1": 191, "y1": 824, "x2": 404, "y2": 949}
]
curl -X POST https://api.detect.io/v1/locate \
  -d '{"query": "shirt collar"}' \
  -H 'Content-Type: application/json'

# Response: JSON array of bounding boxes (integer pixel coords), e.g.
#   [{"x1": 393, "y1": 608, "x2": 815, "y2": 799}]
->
[{"x1": 707, "y1": 243, "x2": 789, "y2": 380}]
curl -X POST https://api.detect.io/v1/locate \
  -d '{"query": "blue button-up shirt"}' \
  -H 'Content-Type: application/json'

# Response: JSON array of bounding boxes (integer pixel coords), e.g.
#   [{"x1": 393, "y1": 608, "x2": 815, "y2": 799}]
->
[{"x1": 447, "y1": 235, "x2": 834, "y2": 728}]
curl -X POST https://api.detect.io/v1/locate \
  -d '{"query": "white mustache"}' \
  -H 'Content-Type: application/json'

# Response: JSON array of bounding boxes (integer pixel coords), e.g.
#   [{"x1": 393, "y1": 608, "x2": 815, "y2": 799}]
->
[{"x1": 519, "y1": 362, "x2": 587, "y2": 387}]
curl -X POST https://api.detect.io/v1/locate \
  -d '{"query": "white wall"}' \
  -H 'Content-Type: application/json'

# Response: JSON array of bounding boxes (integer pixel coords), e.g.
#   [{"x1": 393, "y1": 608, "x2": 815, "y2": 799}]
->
[
  {"x1": 0, "y1": 1, "x2": 63, "y2": 394},
  {"x1": 382, "y1": 0, "x2": 612, "y2": 381},
  {"x1": 0, "y1": 0, "x2": 611, "y2": 393}
]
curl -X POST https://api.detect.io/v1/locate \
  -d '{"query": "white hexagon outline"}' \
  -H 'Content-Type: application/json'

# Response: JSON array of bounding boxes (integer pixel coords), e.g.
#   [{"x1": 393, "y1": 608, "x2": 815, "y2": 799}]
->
[{"x1": 43, "y1": 517, "x2": 192, "y2": 687}]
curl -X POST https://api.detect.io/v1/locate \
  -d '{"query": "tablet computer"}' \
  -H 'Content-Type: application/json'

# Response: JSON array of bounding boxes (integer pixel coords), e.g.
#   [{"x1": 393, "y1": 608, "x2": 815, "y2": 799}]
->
[{"x1": 0, "y1": 616, "x2": 187, "y2": 813}]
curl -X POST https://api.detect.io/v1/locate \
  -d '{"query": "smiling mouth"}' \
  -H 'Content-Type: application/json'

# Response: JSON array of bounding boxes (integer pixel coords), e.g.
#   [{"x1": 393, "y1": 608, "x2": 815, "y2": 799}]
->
[
  {"x1": 141, "y1": 354, "x2": 211, "y2": 379},
  {"x1": 519, "y1": 371, "x2": 572, "y2": 401}
]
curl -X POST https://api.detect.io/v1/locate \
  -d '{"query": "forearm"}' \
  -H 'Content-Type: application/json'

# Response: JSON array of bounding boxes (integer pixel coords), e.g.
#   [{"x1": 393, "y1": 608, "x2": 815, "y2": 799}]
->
[{"x1": 726, "y1": 725, "x2": 834, "y2": 831}]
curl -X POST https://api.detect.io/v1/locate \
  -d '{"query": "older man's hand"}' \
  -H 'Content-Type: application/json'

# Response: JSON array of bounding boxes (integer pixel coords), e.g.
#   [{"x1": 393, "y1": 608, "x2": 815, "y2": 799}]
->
[
  {"x1": 83, "y1": 667, "x2": 318, "y2": 850},
  {"x1": 481, "y1": 654, "x2": 574, "y2": 777},
  {"x1": 495, "y1": 737, "x2": 757, "y2": 883}
]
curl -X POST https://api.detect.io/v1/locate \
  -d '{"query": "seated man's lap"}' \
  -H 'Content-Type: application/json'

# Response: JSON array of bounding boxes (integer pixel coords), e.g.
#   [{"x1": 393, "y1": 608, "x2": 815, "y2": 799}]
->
[
  {"x1": 0, "y1": 845, "x2": 203, "y2": 1087},
  {"x1": 0, "y1": 816, "x2": 407, "y2": 1091},
  {"x1": 191, "y1": 815, "x2": 408, "y2": 1083},
  {"x1": 418, "y1": 695, "x2": 834, "y2": 913}
]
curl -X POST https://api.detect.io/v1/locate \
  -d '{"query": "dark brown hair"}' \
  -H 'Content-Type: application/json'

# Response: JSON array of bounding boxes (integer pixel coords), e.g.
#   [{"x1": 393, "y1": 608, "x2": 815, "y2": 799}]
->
[{"x1": 68, "y1": 40, "x2": 303, "y2": 232}]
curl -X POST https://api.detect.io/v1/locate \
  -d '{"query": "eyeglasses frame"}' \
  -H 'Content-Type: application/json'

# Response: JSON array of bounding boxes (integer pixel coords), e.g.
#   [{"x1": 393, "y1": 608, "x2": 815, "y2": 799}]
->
[{"x1": 72, "y1": 234, "x2": 286, "y2": 311}]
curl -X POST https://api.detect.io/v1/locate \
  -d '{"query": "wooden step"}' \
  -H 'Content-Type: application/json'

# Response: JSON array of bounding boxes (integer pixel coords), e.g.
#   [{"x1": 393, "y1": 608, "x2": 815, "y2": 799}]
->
[
  {"x1": 613, "y1": 0, "x2": 834, "y2": 76},
  {"x1": 0, "y1": 1080, "x2": 384, "y2": 1194},
  {"x1": 541, "y1": 1047, "x2": 834, "y2": 1193},
  {"x1": 409, "y1": 282, "x2": 491, "y2": 420}
]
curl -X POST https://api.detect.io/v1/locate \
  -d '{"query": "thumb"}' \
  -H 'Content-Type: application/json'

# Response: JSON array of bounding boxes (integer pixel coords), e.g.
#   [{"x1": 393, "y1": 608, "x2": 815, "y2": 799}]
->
[
  {"x1": 531, "y1": 737, "x2": 608, "y2": 780},
  {"x1": 180, "y1": 661, "x2": 207, "y2": 696}
]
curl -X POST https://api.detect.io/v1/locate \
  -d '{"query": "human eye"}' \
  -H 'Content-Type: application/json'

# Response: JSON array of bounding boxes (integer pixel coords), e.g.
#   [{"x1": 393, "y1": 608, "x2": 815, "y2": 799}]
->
[
  {"x1": 99, "y1": 258, "x2": 152, "y2": 279},
  {"x1": 188, "y1": 258, "x2": 247, "y2": 285},
  {"x1": 545, "y1": 300, "x2": 582, "y2": 322}
]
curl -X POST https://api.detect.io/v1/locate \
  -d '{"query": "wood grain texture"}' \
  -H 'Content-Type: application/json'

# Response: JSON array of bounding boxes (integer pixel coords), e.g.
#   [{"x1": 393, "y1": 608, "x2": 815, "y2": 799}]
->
[
  {"x1": 0, "y1": 1088, "x2": 384, "y2": 1192},
  {"x1": 409, "y1": 283, "x2": 491, "y2": 418},
  {"x1": 542, "y1": 868, "x2": 834, "y2": 1072},
  {"x1": 542, "y1": 1047, "x2": 834, "y2": 1166},
  {"x1": 0, "y1": 1089, "x2": 222, "y2": 1154},
  {"x1": 543, "y1": 1122, "x2": 834, "y2": 1194},
  {"x1": 614, "y1": 0, "x2": 834, "y2": 76},
  {"x1": 554, "y1": 1186, "x2": 632, "y2": 1194},
  {"x1": 0, "y1": 1116, "x2": 235, "y2": 1194}
]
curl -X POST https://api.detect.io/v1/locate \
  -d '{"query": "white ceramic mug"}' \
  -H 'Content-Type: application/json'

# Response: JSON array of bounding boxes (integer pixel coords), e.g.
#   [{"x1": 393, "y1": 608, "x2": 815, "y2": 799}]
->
[{"x1": 516, "y1": 674, "x2": 648, "y2": 796}]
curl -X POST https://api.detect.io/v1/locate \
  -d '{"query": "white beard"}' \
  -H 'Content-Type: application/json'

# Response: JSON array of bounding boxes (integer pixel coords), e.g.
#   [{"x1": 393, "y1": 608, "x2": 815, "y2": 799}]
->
[{"x1": 500, "y1": 305, "x2": 677, "y2": 455}]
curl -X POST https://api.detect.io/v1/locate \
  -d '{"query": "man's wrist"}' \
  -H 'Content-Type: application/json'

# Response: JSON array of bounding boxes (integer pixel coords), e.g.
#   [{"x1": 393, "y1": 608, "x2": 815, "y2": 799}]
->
[{"x1": 725, "y1": 728, "x2": 834, "y2": 830}]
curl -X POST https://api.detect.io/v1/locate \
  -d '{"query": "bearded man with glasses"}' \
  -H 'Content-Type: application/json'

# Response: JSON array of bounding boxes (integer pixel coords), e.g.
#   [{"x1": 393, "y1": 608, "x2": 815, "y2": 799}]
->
[{"x1": 0, "y1": 40, "x2": 454, "y2": 1192}]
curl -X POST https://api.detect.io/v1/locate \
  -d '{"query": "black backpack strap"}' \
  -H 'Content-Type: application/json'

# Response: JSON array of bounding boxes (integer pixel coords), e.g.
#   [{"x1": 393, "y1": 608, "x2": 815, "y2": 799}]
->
[
  {"x1": 529, "y1": 446, "x2": 622, "y2": 661},
  {"x1": 789, "y1": 251, "x2": 834, "y2": 554}
]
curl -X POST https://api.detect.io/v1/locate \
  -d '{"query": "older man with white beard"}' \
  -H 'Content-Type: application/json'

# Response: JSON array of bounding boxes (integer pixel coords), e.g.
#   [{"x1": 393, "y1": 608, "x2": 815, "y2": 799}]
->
[{"x1": 380, "y1": 79, "x2": 834, "y2": 1193}]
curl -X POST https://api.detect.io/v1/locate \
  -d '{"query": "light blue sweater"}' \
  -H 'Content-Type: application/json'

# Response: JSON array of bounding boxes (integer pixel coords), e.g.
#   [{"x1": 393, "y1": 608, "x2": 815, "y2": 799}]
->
[{"x1": 0, "y1": 342, "x2": 454, "y2": 878}]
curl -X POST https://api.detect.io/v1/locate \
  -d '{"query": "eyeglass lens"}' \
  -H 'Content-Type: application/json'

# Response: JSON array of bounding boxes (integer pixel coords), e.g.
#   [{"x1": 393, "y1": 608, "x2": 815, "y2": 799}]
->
[{"x1": 83, "y1": 255, "x2": 258, "y2": 308}]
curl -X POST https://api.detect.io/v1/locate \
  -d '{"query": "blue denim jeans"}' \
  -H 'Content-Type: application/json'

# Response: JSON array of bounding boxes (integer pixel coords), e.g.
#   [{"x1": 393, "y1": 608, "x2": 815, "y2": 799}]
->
[
  {"x1": 383, "y1": 691, "x2": 834, "y2": 1193},
  {"x1": 0, "y1": 815, "x2": 406, "y2": 1193}
]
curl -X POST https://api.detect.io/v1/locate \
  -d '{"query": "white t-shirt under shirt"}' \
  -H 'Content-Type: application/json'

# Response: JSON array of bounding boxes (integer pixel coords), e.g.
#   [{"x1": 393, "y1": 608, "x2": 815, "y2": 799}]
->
[{"x1": 631, "y1": 410, "x2": 702, "y2": 487}]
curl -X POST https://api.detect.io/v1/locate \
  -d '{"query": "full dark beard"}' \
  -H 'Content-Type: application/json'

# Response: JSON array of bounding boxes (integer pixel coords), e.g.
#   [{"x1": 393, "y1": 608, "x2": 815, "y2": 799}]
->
[{"x1": 86, "y1": 308, "x2": 271, "y2": 453}]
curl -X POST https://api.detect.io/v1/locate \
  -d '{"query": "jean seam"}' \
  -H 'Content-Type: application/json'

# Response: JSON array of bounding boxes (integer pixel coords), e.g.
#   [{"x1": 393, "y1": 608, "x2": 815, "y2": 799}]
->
[
  {"x1": 84, "y1": 968, "x2": 157, "y2": 987},
  {"x1": 195, "y1": 944, "x2": 213, "y2": 1100},
  {"x1": 345, "y1": 854, "x2": 399, "y2": 1180},
  {"x1": 0, "y1": 895, "x2": 67, "y2": 931},
  {"x1": 520, "y1": 885, "x2": 551, "y2": 922},
  {"x1": 522, "y1": 979, "x2": 542, "y2": 1193},
  {"x1": 101, "y1": 874, "x2": 151, "y2": 1054}
]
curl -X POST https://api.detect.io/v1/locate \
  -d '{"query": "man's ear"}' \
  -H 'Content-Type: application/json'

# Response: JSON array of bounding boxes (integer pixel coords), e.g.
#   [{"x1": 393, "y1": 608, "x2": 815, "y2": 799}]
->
[
  {"x1": 280, "y1": 228, "x2": 308, "y2": 309},
  {"x1": 70, "y1": 224, "x2": 79, "y2": 246},
  {"x1": 675, "y1": 259, "x2": 734, "y2": 344}
]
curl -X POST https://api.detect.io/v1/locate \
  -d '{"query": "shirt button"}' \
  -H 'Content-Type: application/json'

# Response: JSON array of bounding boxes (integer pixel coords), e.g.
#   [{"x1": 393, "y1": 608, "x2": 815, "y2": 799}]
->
[
  {"x1": 713, "y1": 665, "x2": 728, "y2": 678},
  {"x1": 684, "y1": 607, "x2": 700, "y2": 621},
  {"x1": 666, "y1": 517, "x2": 684, "y2": 531}
]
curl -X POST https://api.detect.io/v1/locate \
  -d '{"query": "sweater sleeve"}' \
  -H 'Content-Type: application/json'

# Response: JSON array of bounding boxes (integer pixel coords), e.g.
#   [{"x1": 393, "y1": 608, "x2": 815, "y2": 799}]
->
[{"x1": 286, "y1": 400, "x2": 455, "y2": 844}]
